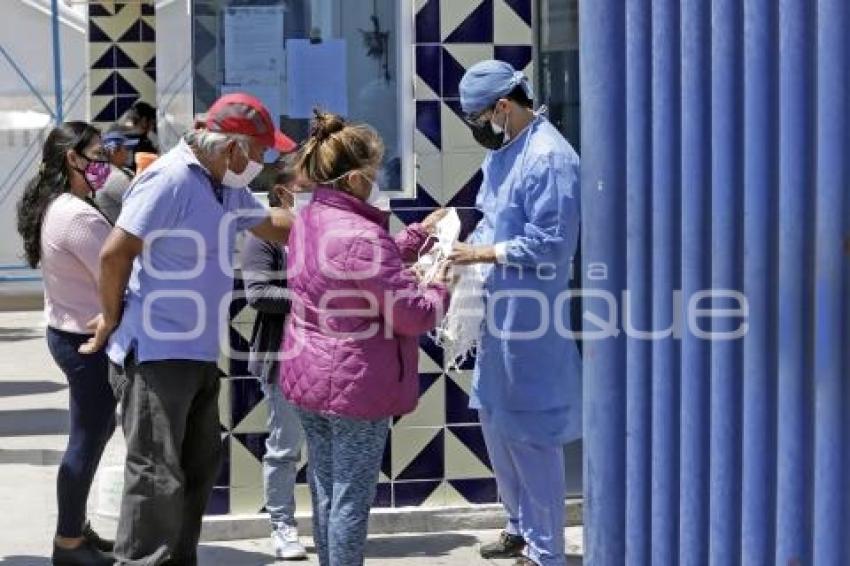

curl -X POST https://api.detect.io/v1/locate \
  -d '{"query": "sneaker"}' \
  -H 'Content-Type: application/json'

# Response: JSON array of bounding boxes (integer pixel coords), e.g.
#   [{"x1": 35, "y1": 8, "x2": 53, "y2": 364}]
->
[
  {"x1": 83, "y1": 521, "x2": 114, "y2": 553},
  {"x1": 272, "y1": 524, "x2": 308, "y2": 561},
  {"x1": 52, "y1": 539, "x2": 113, "y2": 565},
  {"x1": 480, "y1": 531, "x2": 526, "y2": 559}
]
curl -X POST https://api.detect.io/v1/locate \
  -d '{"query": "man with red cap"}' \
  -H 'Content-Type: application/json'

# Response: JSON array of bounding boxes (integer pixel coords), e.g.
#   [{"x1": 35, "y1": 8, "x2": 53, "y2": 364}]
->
[{"x1": 80, "y1": 93, "x2": 296, "y2": 565}]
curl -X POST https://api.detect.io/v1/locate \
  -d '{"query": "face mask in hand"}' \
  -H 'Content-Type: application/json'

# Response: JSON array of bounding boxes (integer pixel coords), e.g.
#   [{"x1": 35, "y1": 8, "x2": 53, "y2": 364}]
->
[{"x1": 222, "y1": 144, "x2": 263, "y2": 189}]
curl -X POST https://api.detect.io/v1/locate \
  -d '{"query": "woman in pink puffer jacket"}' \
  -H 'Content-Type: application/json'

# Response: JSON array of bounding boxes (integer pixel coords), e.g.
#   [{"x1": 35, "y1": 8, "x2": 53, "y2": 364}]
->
[{"x1": 280, "y1": 110, "x2": 451, "y2": 566}]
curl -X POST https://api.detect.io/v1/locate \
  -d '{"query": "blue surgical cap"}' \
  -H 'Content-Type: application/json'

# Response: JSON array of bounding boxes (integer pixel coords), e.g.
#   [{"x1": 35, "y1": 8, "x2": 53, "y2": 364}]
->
[{"x1": 459, "y1": 60, "x2": 534, "y2": 115}]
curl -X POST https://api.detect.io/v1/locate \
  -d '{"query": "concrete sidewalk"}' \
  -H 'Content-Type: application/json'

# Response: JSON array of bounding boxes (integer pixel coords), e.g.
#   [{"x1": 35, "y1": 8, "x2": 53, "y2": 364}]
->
[{"x1": 0, "y1": 310, "x2": 582, "y2": 565}]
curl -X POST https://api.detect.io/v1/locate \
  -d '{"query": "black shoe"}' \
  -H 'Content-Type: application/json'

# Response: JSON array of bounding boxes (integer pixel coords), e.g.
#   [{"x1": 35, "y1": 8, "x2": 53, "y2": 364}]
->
[
  {"x1": 480, "y1": 531, "x2": 526, "y2": 559},
  {"x1": 52, "y1": 539, "x2": 114, "y2": 565},
  {"x1": 513, "y1": 558, "x2": 539, "y2": 566},
  {"x1": 83, "y1": 521, "x2": 115, "y2": 553}
]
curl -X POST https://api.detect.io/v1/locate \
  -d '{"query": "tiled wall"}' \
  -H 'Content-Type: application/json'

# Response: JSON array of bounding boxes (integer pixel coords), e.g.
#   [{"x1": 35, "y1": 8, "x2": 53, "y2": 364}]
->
[
  {"x1": 87, "y1": 1, "x2": 156, "y2": 127},
  {"x1": 214, "y1": 0, "x2": 534, "y2": 516},
  {"x1": 88, "y1": 0, "x2": 534, "y2": 515}
]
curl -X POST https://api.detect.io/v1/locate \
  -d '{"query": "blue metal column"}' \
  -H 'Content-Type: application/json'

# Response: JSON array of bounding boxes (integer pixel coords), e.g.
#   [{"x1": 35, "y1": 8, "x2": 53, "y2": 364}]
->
[
  {"x1": 742, "y1": 0, "x2": 778, "y2": 563},
  {"x1": 51, "y1": 0, "x2": 63, "y2": 123},
  {"x1": 812, "y1": 0, "x2": 848, "y2": 563},
  {"x1": 624, "y1": 0, "x2": 651, "y2": 563},
  {"x1": 679, "y1": 0, "x2": 711, "y2": 563},
  {"x1": 709, "y1": 0, "x2": 743, "y2": 563},
  {"x1": 775, "y1": 2, "x2": 815, "y2": 563},
  {"x1": 650, "y1": 0, "x2": 680, "y2": 562},
  {"x1": 580, "y1": 0, "x2": 627, "y2": 563}
]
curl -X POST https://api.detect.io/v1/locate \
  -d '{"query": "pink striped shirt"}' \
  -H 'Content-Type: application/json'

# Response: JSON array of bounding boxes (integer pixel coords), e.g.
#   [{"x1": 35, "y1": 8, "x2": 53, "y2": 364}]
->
[{"x1": 40, "y1": 193, "x2": 112, "y2": 333}]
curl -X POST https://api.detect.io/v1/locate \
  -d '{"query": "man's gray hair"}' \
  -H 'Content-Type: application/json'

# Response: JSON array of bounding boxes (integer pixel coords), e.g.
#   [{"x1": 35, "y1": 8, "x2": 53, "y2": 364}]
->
[{"x1": 189, "y1": 129, "x2": 253, "y2": 158}]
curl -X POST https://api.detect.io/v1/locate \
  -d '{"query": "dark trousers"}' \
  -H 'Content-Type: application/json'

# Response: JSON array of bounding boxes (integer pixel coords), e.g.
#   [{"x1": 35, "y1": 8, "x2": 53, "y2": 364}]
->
[
  {"x1": 46, "y1": 327, "x2": 117, "y2": 538},
  {"x1": 109, "y1": 357, "x2": 222, "y2": 566}
]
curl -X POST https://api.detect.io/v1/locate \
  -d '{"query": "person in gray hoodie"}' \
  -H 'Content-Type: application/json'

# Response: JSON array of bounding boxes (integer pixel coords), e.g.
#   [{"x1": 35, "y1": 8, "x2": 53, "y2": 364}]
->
[{"x1": 240, "y1": 156, "x2": 308, "y2": 560}]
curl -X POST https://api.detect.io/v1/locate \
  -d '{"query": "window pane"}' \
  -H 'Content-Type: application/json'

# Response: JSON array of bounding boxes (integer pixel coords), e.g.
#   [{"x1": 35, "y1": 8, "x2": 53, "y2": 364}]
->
[
  {"x1": 192, "y1": 0, "x2": 409, "y2": 192},
  {"x1": 536, "y1": 0, "x2": 580, "y2": 152}
]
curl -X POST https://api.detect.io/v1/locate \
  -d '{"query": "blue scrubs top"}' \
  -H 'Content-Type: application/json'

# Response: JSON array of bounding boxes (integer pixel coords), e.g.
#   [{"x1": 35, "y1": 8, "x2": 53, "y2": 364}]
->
[{"x1": 468, "y1": 116, "x2": 583, "y2": 446}]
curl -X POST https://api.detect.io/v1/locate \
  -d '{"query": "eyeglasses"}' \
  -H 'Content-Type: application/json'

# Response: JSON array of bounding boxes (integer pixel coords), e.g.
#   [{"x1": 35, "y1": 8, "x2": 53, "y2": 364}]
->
[
  {"x1": 463, "y1": 108, "x2": 494, "y2": 128},
  {"x1": 82, "y1": 150, "x2": 108, "y2": 163}
]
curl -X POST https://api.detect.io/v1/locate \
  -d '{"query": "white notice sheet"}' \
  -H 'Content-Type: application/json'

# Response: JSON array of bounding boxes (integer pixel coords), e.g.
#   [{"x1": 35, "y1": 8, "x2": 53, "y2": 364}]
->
[
  {"x1": 224, "y1": 6, "x2": 284, "y2": 85},
  {"x1": 286, "y1": 39, "x2": 349, "y2": 119}
]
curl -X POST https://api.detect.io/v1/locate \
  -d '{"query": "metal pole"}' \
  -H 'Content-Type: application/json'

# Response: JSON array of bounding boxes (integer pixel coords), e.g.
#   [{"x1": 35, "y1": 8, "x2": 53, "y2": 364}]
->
[
  {"x1": 742, "y1": 0, "x2": 779, "y2": 561},
  {"x1": 812, "y1": 0, "x2": 848, "y2": 562},
  {"x1": 51, "y1": 0, "x2": 63, "y2": 124},
  {"x1": 624, "y1": 1, "x2": 651, "y2": 563},
  {"x1": 709, "y1": 0, "x2": 744, "y2": 561},
  {"x1": 650, "y1": 0, "x2": 682, "y2": 561},
  {"x1": 580, "y1": 0, "x2": 628, "y2": 562},
  {"x1": 776, "y1": 0, "x2": 815, "y2": 562},
  {"x1": 679, "y1": 0, "x2": 712, "y2": 562}
]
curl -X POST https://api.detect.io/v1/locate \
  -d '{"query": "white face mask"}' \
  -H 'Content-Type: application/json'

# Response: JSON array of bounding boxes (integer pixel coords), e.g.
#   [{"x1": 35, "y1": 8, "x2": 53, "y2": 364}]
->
[
  {"x1": 222, "y1": 145, "x2": 263, "y2": 189},
  {"x1": 366, "y1": 181, "x2": 392, "y2": 211},
  {"x1": 327, "y1": 169, "x2": 392, "y2": 211},
  {"x1": 293, "y1": 192, "x2": 312, "y2": 213}
]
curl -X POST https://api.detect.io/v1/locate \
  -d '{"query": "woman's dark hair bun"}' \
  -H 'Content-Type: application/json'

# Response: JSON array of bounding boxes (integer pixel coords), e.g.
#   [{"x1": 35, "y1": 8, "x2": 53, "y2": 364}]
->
[{"x1": 311, "y1": 108, "x2": 346, "y2": 141}]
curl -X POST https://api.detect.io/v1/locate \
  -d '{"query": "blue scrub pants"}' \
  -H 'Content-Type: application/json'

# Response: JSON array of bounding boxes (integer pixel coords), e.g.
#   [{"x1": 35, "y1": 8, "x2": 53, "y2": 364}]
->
[{"x1": 479, "y1": 409, "x2": 567, "y2": 566}]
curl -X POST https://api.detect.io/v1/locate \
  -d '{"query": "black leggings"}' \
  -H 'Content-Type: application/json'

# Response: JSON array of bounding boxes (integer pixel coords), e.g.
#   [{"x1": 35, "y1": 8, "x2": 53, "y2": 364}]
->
[{"x1": 46, "y1": 327, "x2": 117, "y2": 538}]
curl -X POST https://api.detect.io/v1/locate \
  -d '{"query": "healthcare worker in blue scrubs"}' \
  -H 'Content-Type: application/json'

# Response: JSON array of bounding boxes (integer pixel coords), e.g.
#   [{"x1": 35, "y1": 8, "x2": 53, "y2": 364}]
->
[{"x1": 448, "y1": 60, "x2": 582, "y2": 566}]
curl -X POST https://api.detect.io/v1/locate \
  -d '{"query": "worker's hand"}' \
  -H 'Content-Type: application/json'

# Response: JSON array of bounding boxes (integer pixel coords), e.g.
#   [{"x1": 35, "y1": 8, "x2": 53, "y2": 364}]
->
[
  {"x1": 448, "y1": 243, "x2": 497, "y2": 266},
  {"x1": 420, "y1": 208, "x2": 449, "y2": 234},
  {"x1": 78, "y1": 314, "x2": 117, "y2": 355}
]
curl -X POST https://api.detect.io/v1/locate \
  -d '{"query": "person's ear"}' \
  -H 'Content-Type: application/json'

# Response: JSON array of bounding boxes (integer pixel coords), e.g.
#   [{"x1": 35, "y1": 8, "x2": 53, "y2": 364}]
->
[
  {"x1": 225, "y1": 140, "x2": 239, "y2": 164},
  {"x1": 66, "y1": 149, "x2": 83, "y2": 171},
  {"x1": 346, "y1": 171, "x2": 366, "y2": 195}
]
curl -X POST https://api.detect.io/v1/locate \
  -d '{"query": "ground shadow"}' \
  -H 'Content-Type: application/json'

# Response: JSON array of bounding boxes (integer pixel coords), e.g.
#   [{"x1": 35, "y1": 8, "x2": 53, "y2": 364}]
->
[
  {"x1": 197, "y1": 544, "x2": 278, "y2": 565},
  {"x1": 0, "y1": 448, "x2": 64, "y2": 465},
  {"x1": 365, "y1": 533, "x2": 480, "y2": 559},
  {"x1": 0, "y1": 381, "x2": 65, "y2": 398},
  {"x1": 0, "y1": 409, "x2": 68, "y2": 437},
  {"x1": 0, "y1": 557, "x2": 51, "y2": 565},
  {"x1": 0, "y1": 327, "x2": 43, "y2": 343}
]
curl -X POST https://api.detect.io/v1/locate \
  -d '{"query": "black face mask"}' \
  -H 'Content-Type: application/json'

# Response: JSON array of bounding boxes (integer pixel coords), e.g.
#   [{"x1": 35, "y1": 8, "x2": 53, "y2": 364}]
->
[{"x1": 467, "y1": 120, "x2": 504, "y2": 151}]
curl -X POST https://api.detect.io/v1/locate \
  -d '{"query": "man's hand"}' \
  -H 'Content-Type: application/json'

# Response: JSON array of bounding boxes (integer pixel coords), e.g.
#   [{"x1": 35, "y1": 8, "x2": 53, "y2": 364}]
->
[
  {"x1": 78, "y1": 314, "x2": 117, "y2": 354},
  {"x1": 449, "y1": 242, "x2": 498, "y2": 265},
  {"x1": 250, "y1": 208, "x2": 293, "y2": 243},
  {"x1": 420, "y1": 208, "x2": 449, "y2": 234}
]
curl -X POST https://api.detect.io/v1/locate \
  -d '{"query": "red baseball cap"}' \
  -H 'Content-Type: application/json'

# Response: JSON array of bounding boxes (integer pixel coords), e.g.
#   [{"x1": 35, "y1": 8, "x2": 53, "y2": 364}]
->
[{"x1": 205, "y1": 93, "x2": 297, "y2": 153}]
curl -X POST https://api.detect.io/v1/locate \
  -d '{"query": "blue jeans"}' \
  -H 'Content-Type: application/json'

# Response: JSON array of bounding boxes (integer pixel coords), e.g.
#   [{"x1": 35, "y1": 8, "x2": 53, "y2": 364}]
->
[
  {"x1": 46, "y1": 327, "x2": 117, "y2": 538},
  {"x1": 261, "y1": 379, "x2": 304, "y2": 528},
  {"x1": 297, "y1": 408, "x2": 390, "y2": 566}
]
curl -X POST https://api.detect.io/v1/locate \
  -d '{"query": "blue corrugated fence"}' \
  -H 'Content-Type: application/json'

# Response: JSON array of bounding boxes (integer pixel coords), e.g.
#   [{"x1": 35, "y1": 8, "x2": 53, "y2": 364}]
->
[{"x1": 580, "y1": 0, "x2": 848, "y2": 564}]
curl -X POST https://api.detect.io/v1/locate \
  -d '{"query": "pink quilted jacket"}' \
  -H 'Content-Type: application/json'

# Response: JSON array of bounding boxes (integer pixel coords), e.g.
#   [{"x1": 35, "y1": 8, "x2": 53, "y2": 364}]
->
[{"x1": 280, "y1": 187, "x2": 450, "y2": 420}]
